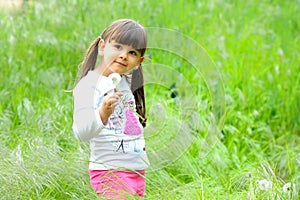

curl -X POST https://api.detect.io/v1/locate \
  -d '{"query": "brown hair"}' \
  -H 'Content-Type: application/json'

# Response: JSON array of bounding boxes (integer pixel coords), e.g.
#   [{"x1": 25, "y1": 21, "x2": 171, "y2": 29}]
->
[{"x1": 78, "y1": 19, "x2": 147, "y2": 126}]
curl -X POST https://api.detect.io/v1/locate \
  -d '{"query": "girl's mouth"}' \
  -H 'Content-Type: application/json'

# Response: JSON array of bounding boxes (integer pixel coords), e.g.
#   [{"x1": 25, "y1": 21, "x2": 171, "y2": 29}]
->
[{"x1": 115, "y1": 61, "x2": 126, "y2": 67}]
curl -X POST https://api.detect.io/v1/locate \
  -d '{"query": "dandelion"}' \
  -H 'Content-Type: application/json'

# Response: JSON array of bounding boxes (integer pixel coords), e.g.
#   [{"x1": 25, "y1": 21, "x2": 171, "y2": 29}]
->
[
  {"x1": 274, "y1": 65, "x2": 280, "y2": 75},
  {"x1": 108, "y1": 73, "x2": 121, "y2": 88},
  {"x1": 283, "y1": 182, "x2": 297, "y2": 200},
  {"x1": 282, "y1": 182, "x2": 292, "y2": 193},
  {"x1": 256, "y1": 179, "x2": 272, "y2": 190},
  {"x1": 277, "y1": 47, "x2": 284, "y2": 59},
  {"x1": 252, "y1": 110, "x2": 259, "y2": 117}
]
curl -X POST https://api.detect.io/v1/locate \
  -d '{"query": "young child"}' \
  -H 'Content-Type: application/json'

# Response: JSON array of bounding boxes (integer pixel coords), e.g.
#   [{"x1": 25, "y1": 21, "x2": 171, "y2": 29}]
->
[{"x1": 72, "y1": 19, "x2": 149, "y2": 199}]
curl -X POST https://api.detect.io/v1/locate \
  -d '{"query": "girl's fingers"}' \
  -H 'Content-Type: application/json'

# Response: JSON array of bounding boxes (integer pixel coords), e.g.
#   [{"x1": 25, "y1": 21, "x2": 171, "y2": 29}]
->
[
  {"x1": 103, "y1": 92, "x2": 123, "y2": 109},
  {"x1": 111, "y1": 101, "x2": 119, "y2": 107},
  {"x1": 114, "y1": 91, "x2": 123, "y2": 98},
  {"x1": 104, "y1": 92, "x2": 123, "y2": 99}
]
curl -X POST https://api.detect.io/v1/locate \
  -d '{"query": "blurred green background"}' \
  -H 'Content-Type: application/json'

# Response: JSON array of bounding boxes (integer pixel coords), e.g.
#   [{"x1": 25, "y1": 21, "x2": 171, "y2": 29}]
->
[{"x1": 0, "y1": 0, "x2": 299, "y2": 199}]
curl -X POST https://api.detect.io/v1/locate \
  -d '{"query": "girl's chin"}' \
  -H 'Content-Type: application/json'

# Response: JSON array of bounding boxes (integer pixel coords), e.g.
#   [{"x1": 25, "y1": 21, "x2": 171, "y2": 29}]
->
[
  {"x1": 105, "y1": 65, "x2": 133, "y2": 75},
  {"x1": 110, "y1": 67, "x2": 129, "y2": 74},
  {"x1": 107, "y1": 69, "x2": 124, "y2": 76}
]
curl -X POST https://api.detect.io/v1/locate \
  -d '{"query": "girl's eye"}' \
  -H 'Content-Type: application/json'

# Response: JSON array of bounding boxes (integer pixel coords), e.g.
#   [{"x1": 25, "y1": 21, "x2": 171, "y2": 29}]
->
[
  {"x1": 129, "y1": 51, "x2": 137, "y2": 56},
  {"x1": 114, "y1": 45, "x2": 122, "y2": 50}
]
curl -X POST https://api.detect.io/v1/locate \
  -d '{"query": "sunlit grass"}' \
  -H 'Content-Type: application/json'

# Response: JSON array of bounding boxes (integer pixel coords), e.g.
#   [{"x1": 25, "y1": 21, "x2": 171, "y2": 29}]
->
[{"x1": 0, "y1": 0, "x2": 299, "y2": 199}]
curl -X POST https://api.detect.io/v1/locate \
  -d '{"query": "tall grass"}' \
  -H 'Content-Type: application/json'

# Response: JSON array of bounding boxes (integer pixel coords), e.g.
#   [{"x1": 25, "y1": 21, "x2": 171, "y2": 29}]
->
[{"x1": 0, "y1": 0, "x2": 299, "y2": 199}]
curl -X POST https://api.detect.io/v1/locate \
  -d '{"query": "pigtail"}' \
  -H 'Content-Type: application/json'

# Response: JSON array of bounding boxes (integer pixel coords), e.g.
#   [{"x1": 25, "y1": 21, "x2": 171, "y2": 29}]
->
[
  {"x1": 131, "y1": 66, "x2": 147, "y2": 127},
  {"x1": 78, "y1": 37, "x2": 101, "y2": 81}
]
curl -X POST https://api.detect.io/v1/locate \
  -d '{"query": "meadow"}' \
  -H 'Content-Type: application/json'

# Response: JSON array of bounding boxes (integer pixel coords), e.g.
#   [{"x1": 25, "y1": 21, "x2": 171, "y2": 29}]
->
[{"x1": 0, "y1": 0, "x2": 299, "y2": 199}]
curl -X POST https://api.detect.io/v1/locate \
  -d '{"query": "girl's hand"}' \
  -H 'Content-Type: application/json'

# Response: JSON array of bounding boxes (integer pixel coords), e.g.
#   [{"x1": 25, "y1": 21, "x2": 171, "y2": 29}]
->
[{"x1": 99, "y1": 91, "x2": 123, "y2": 124}]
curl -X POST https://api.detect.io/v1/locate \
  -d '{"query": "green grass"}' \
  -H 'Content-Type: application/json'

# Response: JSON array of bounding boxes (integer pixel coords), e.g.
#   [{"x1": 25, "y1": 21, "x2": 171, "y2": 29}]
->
[{"x1": 0, "y1": 0, "x2": 299, "y2": 199}]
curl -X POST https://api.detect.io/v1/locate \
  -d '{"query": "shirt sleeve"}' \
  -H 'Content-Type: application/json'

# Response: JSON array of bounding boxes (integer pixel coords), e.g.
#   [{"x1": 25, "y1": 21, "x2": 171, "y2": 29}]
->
[{"x1": 72, "y1": 80, "x2": 105, "y2": 142}]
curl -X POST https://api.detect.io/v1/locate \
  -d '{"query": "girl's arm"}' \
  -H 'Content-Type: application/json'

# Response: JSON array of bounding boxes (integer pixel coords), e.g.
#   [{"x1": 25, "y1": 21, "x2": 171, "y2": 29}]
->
[
  {"x1": 72, "y1": 84, "x2": 105, "y2": 142},
  {"x1": 72, "y1": 82, "x2": 123, "y2": 142}
]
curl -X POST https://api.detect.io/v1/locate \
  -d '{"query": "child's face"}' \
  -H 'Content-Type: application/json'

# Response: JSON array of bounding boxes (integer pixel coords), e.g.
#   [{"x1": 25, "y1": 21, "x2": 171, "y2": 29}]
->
[{"x1": 99, "y1": 40, "x2": 144, "y2": 76}]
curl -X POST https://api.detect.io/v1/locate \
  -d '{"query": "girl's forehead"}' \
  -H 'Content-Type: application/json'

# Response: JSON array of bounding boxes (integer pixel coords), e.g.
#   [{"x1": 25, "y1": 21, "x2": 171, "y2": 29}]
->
[
  {"x1": 109, "y1": 40, "x2": 136, "y2": 49},
  {"x1": 107, "y1": 32, "x2": 146, "y2": 50}
]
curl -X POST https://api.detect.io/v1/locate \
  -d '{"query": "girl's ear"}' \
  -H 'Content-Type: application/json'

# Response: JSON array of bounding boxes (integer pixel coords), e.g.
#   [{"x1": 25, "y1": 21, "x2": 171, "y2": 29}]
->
[
  {"x1": 98, "y1": 39, "x2": 105, "y2": 55},
  {"x1": 138, "y1": 56, "x2": 144, "y2": 65},
  {"x1": 134, "y1": 57, "x2": 144, "y2": 70}
]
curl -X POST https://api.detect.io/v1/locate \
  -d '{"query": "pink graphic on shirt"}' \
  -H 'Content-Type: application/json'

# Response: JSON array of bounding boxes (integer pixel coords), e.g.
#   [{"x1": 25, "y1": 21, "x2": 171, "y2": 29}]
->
[{"x1": 123, "y1": 109, "x2": 143, "y2": 135}]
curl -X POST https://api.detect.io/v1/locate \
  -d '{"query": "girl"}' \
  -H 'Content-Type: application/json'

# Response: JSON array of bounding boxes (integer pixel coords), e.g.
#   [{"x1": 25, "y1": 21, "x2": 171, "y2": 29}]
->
[{"x1": 72, "y1": 19, "x2": 149, "y2": 199}]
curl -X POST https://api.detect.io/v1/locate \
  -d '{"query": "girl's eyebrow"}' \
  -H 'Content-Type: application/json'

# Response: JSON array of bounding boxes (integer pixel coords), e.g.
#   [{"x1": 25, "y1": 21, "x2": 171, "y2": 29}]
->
[
  {"x1": 111, "y1": 41, "x2": 140, "y2": 53},
  {"x1": 111, "y1": 41, "x2": 121, "y2": 45}
]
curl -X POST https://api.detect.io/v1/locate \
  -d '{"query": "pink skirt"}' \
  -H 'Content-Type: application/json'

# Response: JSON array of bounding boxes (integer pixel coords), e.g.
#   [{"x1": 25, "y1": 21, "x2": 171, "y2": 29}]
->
[{"x1": 89, "y1": 169, "x2": 146, "y2": 199}]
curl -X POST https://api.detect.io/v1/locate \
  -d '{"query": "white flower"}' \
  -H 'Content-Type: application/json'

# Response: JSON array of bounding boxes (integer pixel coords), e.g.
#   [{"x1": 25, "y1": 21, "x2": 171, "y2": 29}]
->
[
  {"x1": 282, "y1": 182, "x2": 293, "y2": 193},
  {"x1": 109, "y1": 73, "x2": 121, "y2": 88},
  {"x1": 252, "y1": 110, "x2": 259, "y2": 117},
  {"x1": 257, "y1": 179, "x2": 272, "y2": 190},
  {"x1": 277, "y1": 47, "x2": 284, "y2": 58}
]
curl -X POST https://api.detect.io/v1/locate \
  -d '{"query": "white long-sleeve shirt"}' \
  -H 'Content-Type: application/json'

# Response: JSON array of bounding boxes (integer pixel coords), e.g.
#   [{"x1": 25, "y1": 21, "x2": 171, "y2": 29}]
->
[{"x1": 72, "y1": 71, "x2": 149, "y2": 170}]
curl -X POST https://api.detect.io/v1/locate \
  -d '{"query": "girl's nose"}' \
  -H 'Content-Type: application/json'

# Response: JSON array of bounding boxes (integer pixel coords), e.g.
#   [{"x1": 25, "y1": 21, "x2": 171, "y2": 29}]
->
[{"x1": 119, "y1": 51, "x2": 128, "y2": 60}]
